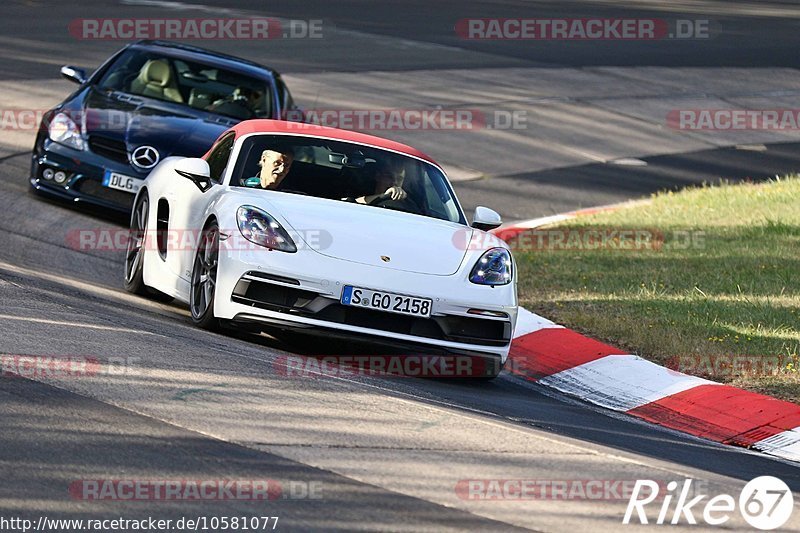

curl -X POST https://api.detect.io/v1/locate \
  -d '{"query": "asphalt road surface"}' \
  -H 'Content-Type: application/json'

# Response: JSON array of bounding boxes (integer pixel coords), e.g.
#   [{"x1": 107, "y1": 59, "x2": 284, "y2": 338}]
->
[{"x1": 1, "y1": 1, "x2": 800, "y2": 531}]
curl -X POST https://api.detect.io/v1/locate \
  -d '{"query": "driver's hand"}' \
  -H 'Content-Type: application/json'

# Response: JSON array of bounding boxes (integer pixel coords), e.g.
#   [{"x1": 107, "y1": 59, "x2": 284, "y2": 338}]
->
[{"x1": 384, "y1": 186, "x2": 407, "y2": 201}]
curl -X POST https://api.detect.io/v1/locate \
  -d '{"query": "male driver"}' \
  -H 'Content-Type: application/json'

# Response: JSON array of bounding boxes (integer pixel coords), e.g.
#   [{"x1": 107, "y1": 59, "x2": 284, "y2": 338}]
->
[
  {"x1": 207, "y1": 86, "x2": 262, "y2": 119},
  {"x1": 250, "y1": 148, "x2": 294, "y2": 189},
  {"x1": 349, "y1": 160, "x2": 407, "y2": 204}
]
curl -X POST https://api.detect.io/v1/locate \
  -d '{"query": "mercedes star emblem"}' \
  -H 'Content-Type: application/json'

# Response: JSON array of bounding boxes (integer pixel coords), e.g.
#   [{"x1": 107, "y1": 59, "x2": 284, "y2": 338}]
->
[{"x1": 130, "y1": 145, "x2": 160, "y2": 170}]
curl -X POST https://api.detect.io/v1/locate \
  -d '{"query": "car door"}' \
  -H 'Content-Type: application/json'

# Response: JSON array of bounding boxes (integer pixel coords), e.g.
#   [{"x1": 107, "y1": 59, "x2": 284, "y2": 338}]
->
[{"x1": 167, "y1": 133, "x2": 235, "y2": 283}]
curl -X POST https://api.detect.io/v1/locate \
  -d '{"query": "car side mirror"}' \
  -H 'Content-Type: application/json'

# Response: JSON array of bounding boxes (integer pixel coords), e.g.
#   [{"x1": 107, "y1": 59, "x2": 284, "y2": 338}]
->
[
  {"x1": 472, "y1": 206, "x2": 502, "y2": 231},
  {"x1": 60, "y1": 65, "x2": 87, "y2": 85},
  {"x1": 175, "y1": 158, "x2": 213, "y2": 192}
]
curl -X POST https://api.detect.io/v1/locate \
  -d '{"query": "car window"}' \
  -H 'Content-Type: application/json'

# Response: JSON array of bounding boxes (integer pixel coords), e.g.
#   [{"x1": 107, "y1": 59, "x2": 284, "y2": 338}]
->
[
  {"x1": 96, "y1": 48, "x2": 273, "y2": 120},
  {"x1": 275, "y1": 76, "x2": 296, "y2": 118},
  {"x1": 206, "y1": 134, "x2": 235, "y2": 183},
  {"x1": 232, "y1": 135, "x2": 467, "y2": 225}
]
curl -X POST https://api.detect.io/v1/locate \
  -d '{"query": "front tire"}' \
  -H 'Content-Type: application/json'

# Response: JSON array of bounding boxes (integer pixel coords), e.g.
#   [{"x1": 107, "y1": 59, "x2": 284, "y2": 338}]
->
[
  {"x1": 190, "y1": 221, "x2": 221, "y2": 330},
  {"x1": 124, "y1": 194, "x2": 150, "y2": 295}
]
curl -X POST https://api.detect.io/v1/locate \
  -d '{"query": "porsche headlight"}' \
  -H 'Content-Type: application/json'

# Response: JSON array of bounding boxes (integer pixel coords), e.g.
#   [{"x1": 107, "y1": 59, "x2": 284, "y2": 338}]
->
[
  {"x1": 236, "y1": 205, "x2": 297, "y2": 253},
  {"x1": 48, "y1": 112, "x2": 85, "y2": 150},
  {"x1": 470, "y1": 247, "x2": 512, "y2": 286}
]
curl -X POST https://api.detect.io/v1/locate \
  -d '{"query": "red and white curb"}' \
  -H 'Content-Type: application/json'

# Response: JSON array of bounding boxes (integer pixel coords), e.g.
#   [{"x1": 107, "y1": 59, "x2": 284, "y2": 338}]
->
[
  {"x1": 507, "y1": 310, "x2": 800, "y2": 463},
  {"x1": 494, "y1": 210, "x2": 800, "y2": 464},
  {"x1": 492, "y1": 200, "x2": 650, "y2": 242}
]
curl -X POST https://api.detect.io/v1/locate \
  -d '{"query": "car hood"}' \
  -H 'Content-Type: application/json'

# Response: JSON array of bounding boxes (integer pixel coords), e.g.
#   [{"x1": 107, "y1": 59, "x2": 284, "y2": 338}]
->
[
  {"x1": 80, "y1": 87, "x2": 230, "y2": 161},
  {"x1": 253, "y1": 192, "x2": 472, "y2": 276}
]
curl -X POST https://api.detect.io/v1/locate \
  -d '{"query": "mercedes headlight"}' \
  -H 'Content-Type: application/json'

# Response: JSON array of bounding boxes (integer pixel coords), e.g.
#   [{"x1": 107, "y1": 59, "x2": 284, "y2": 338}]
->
[
  {"x1": 470, "y1": 247, "x2": 512, "y2": 286},
  {"x1": 237, "y1": 205, "x2": 297, "y2": 253},
  {"x1": 48, "y1": 112, "x2": 85, "y2": 150}
]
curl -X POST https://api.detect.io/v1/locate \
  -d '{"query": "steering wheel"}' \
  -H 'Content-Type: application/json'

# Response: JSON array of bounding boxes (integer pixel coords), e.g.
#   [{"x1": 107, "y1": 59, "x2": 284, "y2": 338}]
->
[
  {"x1": 369, "y1": 192, "x2": 423, "y2": 214},
  {"x1": 367, "y1": 191, "x2": 393, "y2": 206}
]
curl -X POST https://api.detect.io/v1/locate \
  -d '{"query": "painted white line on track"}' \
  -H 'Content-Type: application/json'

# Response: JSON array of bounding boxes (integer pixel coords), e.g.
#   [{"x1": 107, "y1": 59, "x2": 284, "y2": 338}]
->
[
  {"x1": 0, "y1": 260, "x2": 184, "y2": 317},
  {"x1": 93, "y1": 345, "x2": 712, "y2": 481},
  {"x1": 0, "y1": 313, "x2": 163, "y2": 336}
]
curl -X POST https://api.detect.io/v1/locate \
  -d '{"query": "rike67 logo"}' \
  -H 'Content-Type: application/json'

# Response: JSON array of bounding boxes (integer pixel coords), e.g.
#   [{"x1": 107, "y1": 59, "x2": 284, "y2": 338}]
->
[{"x1": 623, "y1": 476, "x2": 793, "y2": 530}]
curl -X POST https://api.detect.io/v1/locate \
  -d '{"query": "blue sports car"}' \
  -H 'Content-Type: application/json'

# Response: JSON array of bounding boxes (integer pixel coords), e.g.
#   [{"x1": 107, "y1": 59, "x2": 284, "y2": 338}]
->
[{"x1": 30, "y1": 40, "x2": 300, "y2": 215}]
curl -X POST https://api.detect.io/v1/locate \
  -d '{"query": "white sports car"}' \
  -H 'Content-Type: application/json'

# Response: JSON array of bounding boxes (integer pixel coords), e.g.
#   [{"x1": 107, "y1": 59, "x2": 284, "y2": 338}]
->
[{"x1": 124, "y1": 120, "x2": 517, "y2": 377}]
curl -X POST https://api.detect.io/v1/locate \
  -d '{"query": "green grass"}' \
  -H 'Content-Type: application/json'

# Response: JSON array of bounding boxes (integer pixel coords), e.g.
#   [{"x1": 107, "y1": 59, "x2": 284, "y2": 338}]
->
[{"x1": 514, "y1": 177, "x2": 800, "y2": 403}]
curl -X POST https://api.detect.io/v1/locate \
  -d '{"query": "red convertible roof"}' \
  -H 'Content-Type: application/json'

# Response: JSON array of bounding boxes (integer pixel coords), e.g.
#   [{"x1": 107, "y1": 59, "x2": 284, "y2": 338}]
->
[{"x1": 230, "y1": 120, "x2": 438, "y2": 165}]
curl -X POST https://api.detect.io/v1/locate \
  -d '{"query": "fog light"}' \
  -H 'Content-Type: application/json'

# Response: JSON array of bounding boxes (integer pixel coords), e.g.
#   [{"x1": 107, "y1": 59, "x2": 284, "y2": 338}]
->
[
  {"x1": 42, "y1": 168, "x2": 55, "y2": 180},
  {"x1": 54, "y1": 171, "x2": 67, "y2": 184}
]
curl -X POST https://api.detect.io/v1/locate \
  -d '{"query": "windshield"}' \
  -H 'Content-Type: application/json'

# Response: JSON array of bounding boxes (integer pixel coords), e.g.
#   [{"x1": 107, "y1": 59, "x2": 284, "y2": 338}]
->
[
  {"x1": 232, "y1": 135, "x2": 466, "y2": 224},
  {"x1": 96, "y1": 48, "x2": 273, "y2": 120}
]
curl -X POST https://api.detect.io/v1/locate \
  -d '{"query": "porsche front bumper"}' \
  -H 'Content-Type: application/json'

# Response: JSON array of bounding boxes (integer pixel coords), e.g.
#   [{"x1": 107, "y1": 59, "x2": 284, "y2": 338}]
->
[{"x1": 214, "y1": 246, "x2": 518, "y2": 364}]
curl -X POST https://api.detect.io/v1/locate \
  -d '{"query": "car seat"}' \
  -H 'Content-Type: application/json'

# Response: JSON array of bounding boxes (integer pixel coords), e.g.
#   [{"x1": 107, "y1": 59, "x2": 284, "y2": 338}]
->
[{"x1": 129, "y1": 59, "x2": 184, "y2": 103}]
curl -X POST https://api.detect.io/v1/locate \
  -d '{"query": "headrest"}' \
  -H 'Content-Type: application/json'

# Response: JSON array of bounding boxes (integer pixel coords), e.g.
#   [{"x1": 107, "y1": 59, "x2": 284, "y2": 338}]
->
[{"x1": 141, "y1": 60, "x2": 171, "y2": 87}]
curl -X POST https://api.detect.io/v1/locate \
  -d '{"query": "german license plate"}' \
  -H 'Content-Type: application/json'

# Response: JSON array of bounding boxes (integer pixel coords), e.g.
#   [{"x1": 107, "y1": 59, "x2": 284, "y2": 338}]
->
[
  {"x1": 103, "y1": 170, "x2": 143, "y2": 194},
  {"x1": 341, "y1": 286, "x2": 432, "y2": 318}
]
